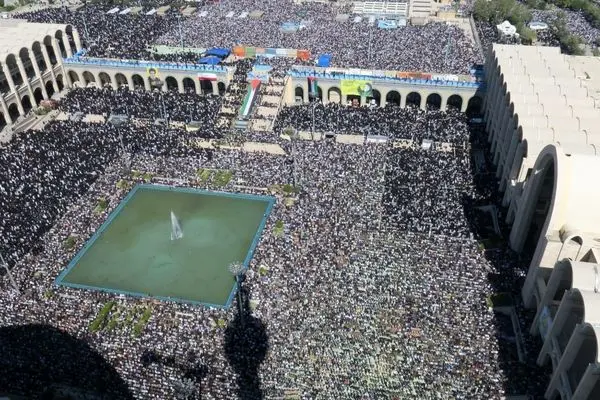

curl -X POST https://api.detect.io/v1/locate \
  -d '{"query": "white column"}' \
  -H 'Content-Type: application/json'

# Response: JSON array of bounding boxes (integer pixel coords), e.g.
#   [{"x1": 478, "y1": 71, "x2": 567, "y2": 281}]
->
[
  {"x1": 40, "y1": 45, "x2": 59, "y2": 92},
  {"x1": 16, "y1": 57, "x2": 36, "y2": 104},
  {"x1": 28, "y1": 49, "x2": 48, "y2": 99},
  {"x1": 3, "y1": 63, "x2": 24, "y2": 115},
  {"x1": 0, "y1": 93, "x2": 11, "y2": 121}
]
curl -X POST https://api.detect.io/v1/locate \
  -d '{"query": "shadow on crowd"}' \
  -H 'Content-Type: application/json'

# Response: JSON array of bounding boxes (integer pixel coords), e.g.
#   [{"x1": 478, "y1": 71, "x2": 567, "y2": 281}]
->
[
  {"x1": 224, "y1": 282, "x2": 269, "y2": 400},
  {"x1": 461, "y1": 122, "x2": 552, "y2": 397},
  {"x1": 0, "y1": 324, "x2": 133, "y2": 399}
]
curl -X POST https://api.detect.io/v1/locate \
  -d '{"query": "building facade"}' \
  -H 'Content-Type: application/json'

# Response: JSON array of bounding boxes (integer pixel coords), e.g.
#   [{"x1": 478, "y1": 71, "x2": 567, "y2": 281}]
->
[
  {"x1": 284, "y1": 67, "x2": 484, "y2": 113},
  {"x1": 483, "y1": 44, "x2": 600, "y2": 399},
  {"x1": 0, "y1": 19, "x2": 82, "y2": 129}
]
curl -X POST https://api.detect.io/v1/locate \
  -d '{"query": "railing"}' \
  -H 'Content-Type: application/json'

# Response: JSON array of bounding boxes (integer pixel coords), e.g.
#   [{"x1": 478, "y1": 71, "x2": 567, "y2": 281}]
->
[
  {"x1": 289, "y1": 70, "x2": 484, "y2": 89},
  {"x1": 63, "y1": 56, "x2": 230, "y2": 73}
]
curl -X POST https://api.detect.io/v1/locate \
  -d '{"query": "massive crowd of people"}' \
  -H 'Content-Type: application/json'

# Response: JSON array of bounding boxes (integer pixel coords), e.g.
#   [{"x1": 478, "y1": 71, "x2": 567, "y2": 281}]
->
[
  {"x1": 0, "y1": 1, "x2": 556, "y2": 398},
  {"x1": 19, "y1": 1, "x2": 481, "y2": 73},
  {"x1": 0, "y1": 85, "x2": 550, "y2": 398},
  {"x1": 61, "y1": 87, "x2": 223, "y2": 127}
]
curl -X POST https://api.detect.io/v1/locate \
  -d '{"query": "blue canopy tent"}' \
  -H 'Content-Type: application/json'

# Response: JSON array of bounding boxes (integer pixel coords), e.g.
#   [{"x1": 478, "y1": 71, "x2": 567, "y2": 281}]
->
[
  {"x1": 199, "y1": 56, "x2": 221, "y2": 65},
  {"x1": 205, "y1": 48, "x2": 230, "y2": 58},
  {"x1": 317, "y1": 54, "x2": 332, "y2": 67}
]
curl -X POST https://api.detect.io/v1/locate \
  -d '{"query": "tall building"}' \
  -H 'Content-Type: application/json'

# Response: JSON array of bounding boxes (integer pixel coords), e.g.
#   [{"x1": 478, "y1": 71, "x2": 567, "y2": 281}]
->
[{"x1": 483, "y1": 44, "x2": 600, "y2": 399}]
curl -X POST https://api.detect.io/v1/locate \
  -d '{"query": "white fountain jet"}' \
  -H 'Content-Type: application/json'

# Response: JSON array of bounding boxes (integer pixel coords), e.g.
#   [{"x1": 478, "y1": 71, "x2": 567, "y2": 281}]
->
[{"x1": 170, "y1": 210, "x2": 183, "y2": 241}]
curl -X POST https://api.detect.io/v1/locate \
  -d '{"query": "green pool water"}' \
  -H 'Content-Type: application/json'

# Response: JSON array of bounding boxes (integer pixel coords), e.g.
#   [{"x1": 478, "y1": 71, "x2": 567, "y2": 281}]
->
[{"x1": 56, "y1": 184, "x2": 275, "y2": 307}]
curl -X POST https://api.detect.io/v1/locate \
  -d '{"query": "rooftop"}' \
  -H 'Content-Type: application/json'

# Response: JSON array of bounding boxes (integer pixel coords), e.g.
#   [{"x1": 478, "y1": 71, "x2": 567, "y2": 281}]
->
[
  {"x1": 492, "y1": 44, "x2": 600, "y2": 160},
  {"x1": 0, "y1": 19, "x2": 70, "y2": 59}
]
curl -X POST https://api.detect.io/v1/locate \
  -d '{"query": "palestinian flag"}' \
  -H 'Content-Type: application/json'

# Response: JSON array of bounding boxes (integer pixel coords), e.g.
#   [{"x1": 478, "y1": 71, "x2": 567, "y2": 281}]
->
[
  {"x1": 198, "y1": 73, "x2": 218, "y2": 81},
  {"x1": 240, "y1": 79, "x2": 260, "y2": 117}
]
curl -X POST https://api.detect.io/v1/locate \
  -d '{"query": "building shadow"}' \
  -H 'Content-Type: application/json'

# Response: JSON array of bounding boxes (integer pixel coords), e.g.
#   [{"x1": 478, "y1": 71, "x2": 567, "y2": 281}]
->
[
  {"x1": 461, "y1": 121, "x2": 552, "y2": 397},
  {"x1": 224, "y1": 283, "x2": 269, "y2": 400},
  {"x1": 0, "y1": 323, "x2": 133, "y2": 399}
]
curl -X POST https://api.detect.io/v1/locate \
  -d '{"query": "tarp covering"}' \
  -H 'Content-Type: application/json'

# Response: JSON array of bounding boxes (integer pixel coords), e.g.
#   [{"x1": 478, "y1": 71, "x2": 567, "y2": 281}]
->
[
  {"x1": 317, "y1": 54, "x2": 332, "y2": 68},
  {"x1": 281, "y1": 22, "x2": 300, "y2": 33},
  {"x1": 378, "y1": 19, "x2": 398, "y2": 29},
  {"x1": 205, "y1": 48, "x2": 230, "y2": 58},
  {"x1": 199, "y1": 56, "x2": 221, "y2": 65}
]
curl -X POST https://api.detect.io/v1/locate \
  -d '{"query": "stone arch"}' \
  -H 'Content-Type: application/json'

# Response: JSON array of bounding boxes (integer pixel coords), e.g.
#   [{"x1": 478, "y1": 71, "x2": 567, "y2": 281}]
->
[
  {"x1": 0, "y1": 65, "x2": 7, "y2": 93},
  {"x1": 115, "y1": 73, "x2": 128, "y2": 88},
  {"x1": 132, "y1": 74, "x2": 144, "y2": 89},
  {"x1": 82, "y1": 71, "x2": 95, "y2": 86},
  {"x1": 0, "y1": 112, "x2": 6, "y2": 131},
  {"x1": 467, "y1": 95, "x2": 483, "y2": 117},
  {"x1": 56, "y1": 74, "x2": 64, "y2": 91},
  {"x1": 425, "y1": 93, "x2": 442, "y2": 110},
  {"x1": 98, "y1": 72, "x2": 112, "y2": 88},
  {"x1": 45, "y1": 80, "x2": 55, "y2": 97},
  {"x1": 64, "y1": 24, "x2": 77, "y2": 52},
  {"x1": 8, "y1": 103, "x2": 19, "y2": 122},
  {"x1": 54, "y1": 29, "x2": 67, "y2": 58},
  {"x1": 558, "y1": 228, "x2": 585, "y2": 261},
  {"x1": 183, "y1": 77, "x2": 196, "y2": 93},
  {"x1": 31, "y1": 41, "x2": 46, "y2": 72},
  {"x1": 68, "y1": 70, "x2": 79, "y2": 86},
  {"x1": 18, "y1": 47, "x2": 35, "y2": 79},
  {"x1": 510, "y1": 146, "x2": 557, "y2": 254},
  {"x1": 33, "y1": 87, "x2": 43, "y2": 105},
  {"x1": 294, "y1": 86, "x2": 304, "y2": 102},
  {"x1": 446, "y1": 94, "x2": 463, "y2": 111},
  {"x1": 406, "y1": 92, "x2": 421, "y2": 108},
  {"x1": 200, "y1": 79, "x2": 213, "y2": 95},
  {"x1": 347, "y1": 94, "x2": 360, "y2": 107},
  {"x1": 315, "y1": 86, "x2": 323, "y2": 102},
  {"x1": 5, "y1": 53, "x2": 23, "y2": 86},
  {"x1": 367, "y1": 89, "x2": 381, "y2": 106},
  {"x1": 217, "y1": 81, "x2": 226, "y2": 95},
  {"x1": 385, "y1": 90, "x2": 400, "y2": 106},
  {"x1": 165, "y1": 76, "x2": 179, "y2": 92},
  {"x1": 43, "y1": 35, "x2": 57, "y2": 66},
  {"x1": 21, "y1": 95, "x2": 32, "y2": 114},
  {"x1": 328, "y1": 87, "x2": 341, "y2": 104},
  {"x1": 509, "y1": 139, "x2": 528, "y2": 183}
]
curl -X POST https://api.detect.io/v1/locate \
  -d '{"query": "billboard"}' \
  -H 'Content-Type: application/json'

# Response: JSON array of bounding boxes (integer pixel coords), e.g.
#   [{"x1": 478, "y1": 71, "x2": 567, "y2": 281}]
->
[
  {"x1": 147, "y1": 67, "x2": 162, "y2": 89},
  {"x1": 341, "y1": 80, "x2": 372, "y2": 96}
]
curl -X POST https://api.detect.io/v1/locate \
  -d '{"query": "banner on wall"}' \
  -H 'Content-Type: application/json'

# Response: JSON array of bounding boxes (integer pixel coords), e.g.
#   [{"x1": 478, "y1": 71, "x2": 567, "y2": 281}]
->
[{"x1": 341, "y1": 80, "x2": 372, "y2": 96}]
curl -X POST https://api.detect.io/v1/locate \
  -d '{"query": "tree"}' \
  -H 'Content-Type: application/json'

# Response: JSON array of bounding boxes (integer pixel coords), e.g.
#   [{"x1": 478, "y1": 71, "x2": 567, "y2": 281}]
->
[{"x1": 519, "y1": 27, "x2": 537, "y2": 44}]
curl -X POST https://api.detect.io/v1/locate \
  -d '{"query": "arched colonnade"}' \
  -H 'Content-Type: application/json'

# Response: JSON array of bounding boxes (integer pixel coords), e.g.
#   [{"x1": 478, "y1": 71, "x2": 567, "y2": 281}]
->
[
  {"x1": 66, "y1": 69, "x2": 225, "y2": 96},
  {"x1": 292, "y1": 81, "x2": 483, "y2": 114}
]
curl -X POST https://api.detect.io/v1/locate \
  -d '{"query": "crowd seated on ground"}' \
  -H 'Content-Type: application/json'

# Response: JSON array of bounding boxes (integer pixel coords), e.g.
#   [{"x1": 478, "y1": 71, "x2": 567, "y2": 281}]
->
[
  {"x1": 19, "y1": 0, "x2": 481, "y2": 73},
  {"x1": 275, "y1": 103, "x2": 472, "y2": 144},
  {"x1": 0, "y1": 1, "x2": 553, "y2": 397},
  {"x1": 60, "y1": 87, "x2": 222, "y2": 126},
  {"x1": 0, "y1": 80, "x2": 549, "y2": 397}
]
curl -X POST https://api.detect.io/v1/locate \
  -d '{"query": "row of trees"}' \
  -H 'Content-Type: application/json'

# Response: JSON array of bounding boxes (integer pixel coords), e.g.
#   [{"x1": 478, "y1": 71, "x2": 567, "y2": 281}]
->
[
  {"x1": 549, "y1": 0, "x2": 600, "y2": 29},
  {"x1": 473, "y1": 0, "x2": 590, "y2": 54},
  {"x1": 473, "y1": 0, "x2": 538, "y2": 43}
]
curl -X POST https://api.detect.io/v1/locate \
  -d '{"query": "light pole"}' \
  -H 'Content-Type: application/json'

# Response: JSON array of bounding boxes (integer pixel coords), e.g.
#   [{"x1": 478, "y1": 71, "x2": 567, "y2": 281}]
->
[
  {"x1": 228, "y1": 261, "x2": 245, "y2": 325},
  {"x1": 0, "y1": 252, "x2": 19, "y2": 293}
]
